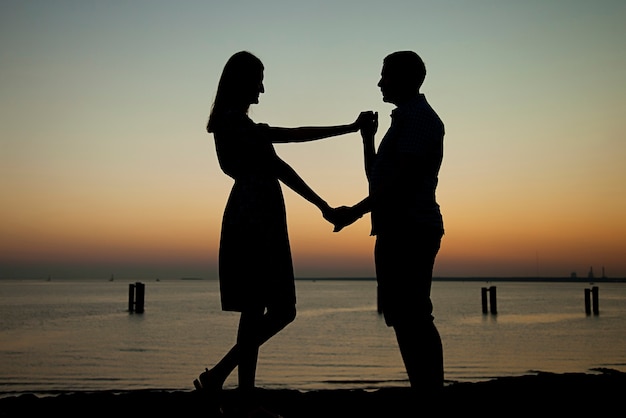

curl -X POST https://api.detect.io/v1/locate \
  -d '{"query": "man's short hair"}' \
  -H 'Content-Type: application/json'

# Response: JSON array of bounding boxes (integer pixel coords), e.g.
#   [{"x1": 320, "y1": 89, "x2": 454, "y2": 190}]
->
[{"x1": 384, "y1": 51, "x2": 426, "y2": 89}]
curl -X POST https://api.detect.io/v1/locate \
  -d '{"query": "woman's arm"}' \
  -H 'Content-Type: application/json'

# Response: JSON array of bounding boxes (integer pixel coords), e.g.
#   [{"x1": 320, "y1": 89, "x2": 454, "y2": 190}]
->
[
  {"x1": 274, "y1": 157, "x2": 333, "y2": 217},
  {"x1": 268, "y1": 124, "x2": 356, "y2": 143},
  {"x1": 268, "y1": 111, "x2": 375, "y2": 143}
]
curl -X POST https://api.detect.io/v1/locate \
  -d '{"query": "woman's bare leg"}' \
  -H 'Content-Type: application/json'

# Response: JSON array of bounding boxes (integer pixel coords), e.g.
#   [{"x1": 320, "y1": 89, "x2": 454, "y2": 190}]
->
[{"x1": 201, "y1": 304, "x2": 296, "y2": 390}]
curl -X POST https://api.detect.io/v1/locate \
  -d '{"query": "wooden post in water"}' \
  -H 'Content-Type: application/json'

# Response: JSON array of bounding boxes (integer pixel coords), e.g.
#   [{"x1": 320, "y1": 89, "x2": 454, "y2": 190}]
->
[
  {"x1": 584, "y1": 286, "x2": 600, "y2": 315},
  {"x1": 128, "y1": 283, "x2": 135, "y2": 312},
  {"x1": 489, "y1": 286, "x2": 497, "y2": 315},
  {"x1": 481, "y1": 287, "x2": 488, "y2": 314},
  {"x1": 128, "y1": 282, "x2": 145, "y2": 313},
  {"x1": 481, "y1": 286, "x2": 497, "y2": 315},
  {"x1": 135, "y1": 282, "x2": 145, "y2": 313},
  {"x1": 592, "y1": 286, "x2": 599, "y2": 315}
]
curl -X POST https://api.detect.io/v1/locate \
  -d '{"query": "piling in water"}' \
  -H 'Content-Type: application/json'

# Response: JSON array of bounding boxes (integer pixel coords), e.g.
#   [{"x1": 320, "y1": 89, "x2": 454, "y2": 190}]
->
[
  {"x1": 128, "y1": 282, "x2": 145, "y2": 313},
  {"x1": 584, "y1": 286, "x2": 599, "y2": 315},
  {"x1": 482, "y1": 286, "x2": 497, "y2": 315}
]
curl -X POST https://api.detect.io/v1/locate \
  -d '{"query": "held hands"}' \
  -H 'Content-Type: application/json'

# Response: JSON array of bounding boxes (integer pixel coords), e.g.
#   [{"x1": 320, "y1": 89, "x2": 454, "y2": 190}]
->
[
  {"x1": 356, "y1": 111, "x2": 378, "y2": 138},
  {"x1": 323, "y1": 205, "x2": 363, "y2": 232}
]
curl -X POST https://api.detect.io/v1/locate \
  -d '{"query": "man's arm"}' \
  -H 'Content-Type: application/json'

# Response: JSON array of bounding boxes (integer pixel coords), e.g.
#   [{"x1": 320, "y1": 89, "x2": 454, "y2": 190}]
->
[{"x1": 361, "y1": 112, "x2": 378, "y2": 180}]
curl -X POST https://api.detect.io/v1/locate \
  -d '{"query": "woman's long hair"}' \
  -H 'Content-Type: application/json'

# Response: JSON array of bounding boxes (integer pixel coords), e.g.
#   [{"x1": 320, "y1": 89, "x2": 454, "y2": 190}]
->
[{"x1": 207, "y1": 51, "x2": 264, "y2": 133}]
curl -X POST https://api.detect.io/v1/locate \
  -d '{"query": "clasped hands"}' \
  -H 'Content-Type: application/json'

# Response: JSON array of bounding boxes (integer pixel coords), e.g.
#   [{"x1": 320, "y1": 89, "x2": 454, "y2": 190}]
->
[
  {"x1": 356, "y1": 111, "x2": 378, "y2": 138},
  {"x1": 323, "y1": 206, "x2": 363, "y2": 233}
]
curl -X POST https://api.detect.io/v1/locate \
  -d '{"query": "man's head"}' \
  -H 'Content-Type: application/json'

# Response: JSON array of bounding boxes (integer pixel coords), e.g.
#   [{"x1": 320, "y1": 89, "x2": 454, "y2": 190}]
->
[{"x1": 378, "y1": 51, "x2": 426, "y2": 105}]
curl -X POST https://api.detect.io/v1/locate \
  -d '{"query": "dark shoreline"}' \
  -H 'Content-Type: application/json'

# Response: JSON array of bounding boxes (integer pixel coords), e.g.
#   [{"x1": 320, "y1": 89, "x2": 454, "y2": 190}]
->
[{"x1": 2, "y1": 370, "x2": 625, "y2": 417}]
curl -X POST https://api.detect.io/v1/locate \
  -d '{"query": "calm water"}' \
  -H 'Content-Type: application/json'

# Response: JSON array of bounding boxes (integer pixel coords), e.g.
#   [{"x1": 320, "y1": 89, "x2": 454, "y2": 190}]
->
[{"x1": 1, "y1": 278, "x2": 625, "y2": 397}]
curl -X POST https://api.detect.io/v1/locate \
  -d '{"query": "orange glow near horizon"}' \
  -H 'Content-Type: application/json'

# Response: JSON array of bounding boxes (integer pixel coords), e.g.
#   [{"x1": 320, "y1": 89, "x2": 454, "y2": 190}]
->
[{"x1": 3, "y1": 177, "x2": 626, "y2": 279}]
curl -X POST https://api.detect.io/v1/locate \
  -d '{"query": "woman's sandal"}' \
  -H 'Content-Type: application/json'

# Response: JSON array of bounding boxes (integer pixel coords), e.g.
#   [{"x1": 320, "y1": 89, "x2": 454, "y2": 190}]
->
[
  {"x1": 193, "y1": 368, "x2": 226, "y2": 416},
  {"x1": 194, "y1": 368, "x2": 222, "y2": 393}
]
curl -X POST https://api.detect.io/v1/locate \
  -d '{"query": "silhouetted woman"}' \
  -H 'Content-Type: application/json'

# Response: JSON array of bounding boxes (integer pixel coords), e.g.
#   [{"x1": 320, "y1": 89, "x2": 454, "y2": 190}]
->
[{"x1": 195, "y1": 50, "x2": 368, "y2": 417}]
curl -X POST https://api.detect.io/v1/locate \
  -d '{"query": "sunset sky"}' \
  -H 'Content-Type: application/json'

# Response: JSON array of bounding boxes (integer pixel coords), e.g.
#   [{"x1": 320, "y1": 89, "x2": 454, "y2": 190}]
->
[{"x1": 2, "y1": 1, "x2": 625, "y2": 280}]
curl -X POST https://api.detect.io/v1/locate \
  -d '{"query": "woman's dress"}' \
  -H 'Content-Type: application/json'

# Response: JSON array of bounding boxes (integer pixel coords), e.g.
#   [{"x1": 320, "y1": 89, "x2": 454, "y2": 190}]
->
[{"x1": 213, "y1": 114, "x2": 296, "y2": 312}]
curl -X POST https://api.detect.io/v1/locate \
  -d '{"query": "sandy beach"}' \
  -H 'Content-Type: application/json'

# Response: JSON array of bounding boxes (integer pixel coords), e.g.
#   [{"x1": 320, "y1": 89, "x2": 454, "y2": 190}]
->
[{"x1": 1, "y1": 369, "x2": 624, "y2": 417}]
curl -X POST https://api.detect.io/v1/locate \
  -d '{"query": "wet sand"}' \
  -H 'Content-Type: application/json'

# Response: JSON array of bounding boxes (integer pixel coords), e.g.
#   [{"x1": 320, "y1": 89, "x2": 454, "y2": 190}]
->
[{"x1": 1, "y1": 369, "x2": 624, "y2": 417}]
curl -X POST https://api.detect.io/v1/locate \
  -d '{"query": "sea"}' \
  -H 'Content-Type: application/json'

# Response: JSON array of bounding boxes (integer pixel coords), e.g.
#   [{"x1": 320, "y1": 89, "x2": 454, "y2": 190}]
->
[{"x1": 1, "y1": 277, "x2": 625, "y2": 398}]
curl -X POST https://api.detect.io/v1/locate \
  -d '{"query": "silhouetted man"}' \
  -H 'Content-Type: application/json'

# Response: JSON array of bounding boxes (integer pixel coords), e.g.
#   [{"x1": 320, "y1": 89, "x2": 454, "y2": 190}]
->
[{"x1": 334, "y1": 50, "x2": 445, "y2": 401}]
